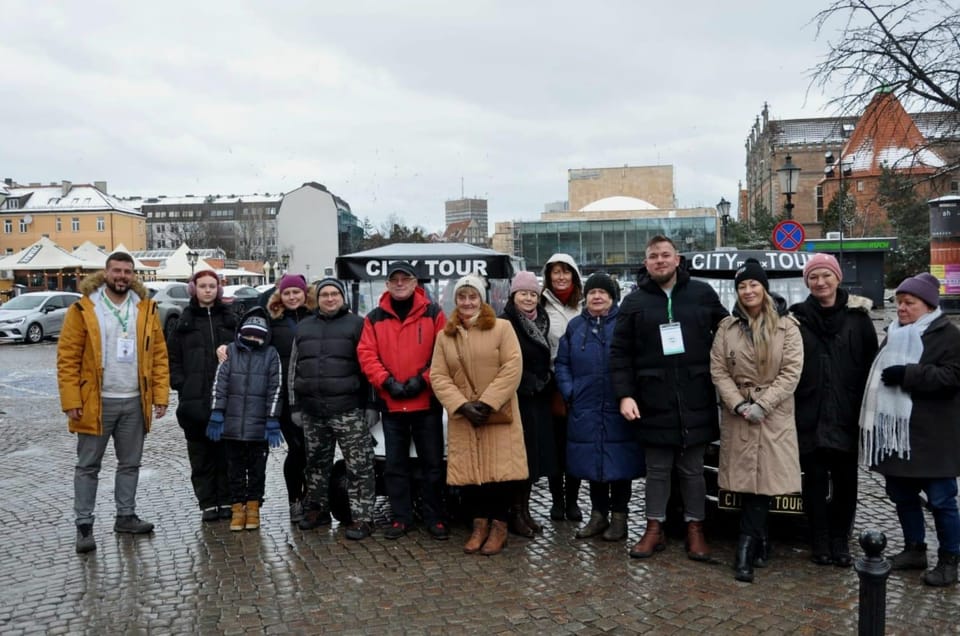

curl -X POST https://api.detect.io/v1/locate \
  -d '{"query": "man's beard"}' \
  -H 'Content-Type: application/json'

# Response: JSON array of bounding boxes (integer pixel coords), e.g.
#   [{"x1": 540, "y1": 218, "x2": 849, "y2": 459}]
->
[
  {"x1": 648, "y1": 269, "x2": 676, "y2": 285},
  {"x1": 105, "y1": 278, "x2": 129, "y2": 296}
]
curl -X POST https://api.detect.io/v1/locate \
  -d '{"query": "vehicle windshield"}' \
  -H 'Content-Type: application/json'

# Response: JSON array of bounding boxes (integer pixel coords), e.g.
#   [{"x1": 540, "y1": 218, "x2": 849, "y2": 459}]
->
[{"x1": 1, "y1": 295, "x2": 46, "y2": 310}]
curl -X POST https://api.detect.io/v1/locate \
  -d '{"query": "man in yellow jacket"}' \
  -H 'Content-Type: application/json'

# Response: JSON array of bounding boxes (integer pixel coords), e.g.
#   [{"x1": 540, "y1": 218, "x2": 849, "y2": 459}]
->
[{"x1": 57, "y1": 251, "x2": 169, "y2": 554}]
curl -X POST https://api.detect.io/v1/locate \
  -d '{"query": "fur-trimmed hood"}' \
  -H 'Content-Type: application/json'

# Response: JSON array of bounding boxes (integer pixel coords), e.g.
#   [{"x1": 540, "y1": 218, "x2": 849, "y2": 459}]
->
[
  {"x1": 79, "y1": 271, "x2": 149, "y2": 301},
  {"x1": 443, "y1": 302, "x2": 497, "y2": 336}
]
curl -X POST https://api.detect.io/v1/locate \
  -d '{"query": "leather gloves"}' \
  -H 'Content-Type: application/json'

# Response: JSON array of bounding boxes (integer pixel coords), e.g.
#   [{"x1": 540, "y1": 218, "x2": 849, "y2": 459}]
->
[
  {"x1": 265, "y1": 418, "x2": 284, "y2": 448},
  {"x1": 881, "y1": 365, "x2": 906, "y2": 387},
  {"x1": 364, "y1": 408, "x2": 380, "y2": 430},
  {"x1": 383, "y1": 377, "x2": 407, "y2": 399},
  {"x1": 743, "y1": 403, "x2": 766, "y2": 425},
  {"x1": 206, "y1": 410, "x2": 225, "y2": 441},
  {"x1": 458, "y1": 401, "x2": 490, "y2": 427},
  {"x1": 403, "y1": 375, "x2": 426, "y2": 398}
]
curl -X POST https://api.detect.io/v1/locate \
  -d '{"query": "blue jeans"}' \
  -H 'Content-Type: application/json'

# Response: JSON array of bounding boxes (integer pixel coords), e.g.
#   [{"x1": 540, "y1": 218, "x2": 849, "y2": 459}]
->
[
  {"x1": 382, "y1": 409, "x2": 445, "y2": 525},
  {"x1": 74, "y1": 397, "x2": 145, "y2": 526},
  {"x1": 885, "y1": 476, "x2": 960, "y2": 554}
]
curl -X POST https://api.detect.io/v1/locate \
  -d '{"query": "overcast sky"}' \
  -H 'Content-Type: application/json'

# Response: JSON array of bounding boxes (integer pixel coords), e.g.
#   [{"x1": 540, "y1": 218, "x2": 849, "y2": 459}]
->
[{"x1": 2, "y1": 1, "x2": 845, "y2": 232}]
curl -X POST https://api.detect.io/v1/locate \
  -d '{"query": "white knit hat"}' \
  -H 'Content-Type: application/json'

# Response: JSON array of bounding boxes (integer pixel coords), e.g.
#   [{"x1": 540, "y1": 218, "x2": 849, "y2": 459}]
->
[{"x1": 454, "y1": 273, "x2": 486, "y2": 297}]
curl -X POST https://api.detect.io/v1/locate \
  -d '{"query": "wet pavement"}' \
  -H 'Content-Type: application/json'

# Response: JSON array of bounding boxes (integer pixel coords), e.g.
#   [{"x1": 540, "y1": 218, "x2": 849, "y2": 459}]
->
[{"x1": 1, "y1": 333, "x2": 958, "y2": 635}]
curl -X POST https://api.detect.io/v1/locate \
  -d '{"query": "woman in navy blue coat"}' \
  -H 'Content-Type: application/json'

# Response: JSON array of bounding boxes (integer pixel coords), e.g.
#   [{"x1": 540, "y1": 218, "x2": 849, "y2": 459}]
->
[{"x1": 556, "y1": 273, "x2": 643, "y2": 541}]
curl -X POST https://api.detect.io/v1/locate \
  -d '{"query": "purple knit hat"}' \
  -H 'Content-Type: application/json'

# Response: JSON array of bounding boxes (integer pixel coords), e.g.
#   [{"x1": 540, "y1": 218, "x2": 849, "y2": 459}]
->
[
  {"x1": 278, "y1": 273, "x2": 307, "y2": 293},
  {"x1": 895, "y1": 272, "x2": 940, "y2": 308},
  {"x1": 510, "y1": 271, "x2": 540, "y2": 296}
]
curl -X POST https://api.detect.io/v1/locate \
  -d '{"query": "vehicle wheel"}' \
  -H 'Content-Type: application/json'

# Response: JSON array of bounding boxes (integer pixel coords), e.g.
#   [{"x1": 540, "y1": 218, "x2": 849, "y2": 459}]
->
[
  {"x1": 329, "y1": 460, "x2": 353, "y2": 524},
  {"x1": 25, "y1": 322, "x2": 43, "y2": 344},
  {"x1": 164, "y1": 316, "x2": 179, "y2": 339}
]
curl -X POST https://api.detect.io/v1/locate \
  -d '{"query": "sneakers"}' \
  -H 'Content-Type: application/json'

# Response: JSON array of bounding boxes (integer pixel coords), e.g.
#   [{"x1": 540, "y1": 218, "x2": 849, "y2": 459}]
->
[
  {"x1": 113, "y1": 515, "x2": 154, "y2": 534},
  {"x1": 384, "y1": 521, "x2": 408, "y2": 540},
  {"x1": 345, "y1": 521, "x2": 373, "y2": 541},
  {"x1": 75, "y1": 524, "x2": 96, "y2": 554},
  {"x1": 427, "y1": 521, "x2": 450, "y2": 541},
  {"x1": 289, "y1": 500, "x2": 304, "y2": 524},
  {"x1": 201, "y1": 507, "x2": 220, "y2": 523},
  {"x1": 298, "y1": 509, "x2": 332, "y2": 530}
]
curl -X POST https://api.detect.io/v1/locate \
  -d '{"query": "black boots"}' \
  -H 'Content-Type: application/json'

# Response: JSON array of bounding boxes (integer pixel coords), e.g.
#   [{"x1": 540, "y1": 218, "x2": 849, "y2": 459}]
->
[
  {"x1": 734, "y1": 535, "x2": 756, "y2": 583},
  {"x1": 890, "y1": 542, "x2": 928, "y2": 570},
  {"x1": 923, "y1": 550, "x2": 959, "y2": 587},
  {"x1": 548, "y1": 475, "x2": 583, "y2": 521},
  {"x1": 830, "y1": 537, "x2": 853, "y2": 568}
]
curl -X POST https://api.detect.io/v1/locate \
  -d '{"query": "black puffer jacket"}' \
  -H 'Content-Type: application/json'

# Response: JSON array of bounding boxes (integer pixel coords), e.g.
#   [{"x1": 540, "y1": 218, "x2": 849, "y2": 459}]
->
[
  {"x1": 790, "y1": 289, "x2": 878, "y2": 455},
  {"x1": 211, "y1": 307, "x2": 282, "y2": 441},
  {"x1": 290, "y1": 306, "x2": 368, "y2": 418},
  {"x1": 167, "y1": 300, "x2": 236, "y2": 439},
  {"x1": 609, "y1": 262, "x2": 728, "y2": 447},
  {"x1": 269, "y1": 304, "x2": 311, "y2": 418}
]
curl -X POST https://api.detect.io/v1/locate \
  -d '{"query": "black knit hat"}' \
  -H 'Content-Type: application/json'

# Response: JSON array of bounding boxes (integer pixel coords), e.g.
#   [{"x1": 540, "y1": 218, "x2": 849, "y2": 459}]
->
[
  {"x1": 315, "y1": 277, "x2": 346, "y2": 299},
  {"x1": 734, "y1": 258, "x2": 769, "y2": 291},
  {"x1": 583, "y1": 272, "x2": 619, "y2": 301}
]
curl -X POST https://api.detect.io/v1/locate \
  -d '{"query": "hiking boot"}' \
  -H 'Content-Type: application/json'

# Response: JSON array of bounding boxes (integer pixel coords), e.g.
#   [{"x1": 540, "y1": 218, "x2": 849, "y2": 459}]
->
[
  {"x1": 602, "y1": 512, "x2": 628, "y2": 542},
  {"x1": 297, "y1": 509, "x2": 331, "y2": 530},
  {"x1": 629, "y1": 519, "x2": 666, "y2": 558},
  {"x1": 427, "y1": 521, "x2": 450, "y2": 541},
  {"x1": 480, "y1": 520, "x2": 508, "y2": 556},
  {"x1": 575, "y1": 510, "x2": 609, "y2": 539},
  {"x1": 244, "y1": 501, "x2": 260, "y2": 530},
  {"x1": 830, "y1": 537, "x2": 853, "y2": 568},
  {"x1": 289, "y1": 500, "x2": 304, "y2": 524},
  {"x1": 685, "y1": 520, "x2": 710, "y2": 560},
  {"x1": 384, "y1": 521, "x2": 408, "y2": 540},
  {"x1": 345, "y1": 521, "x2": 373, "y2": 541},
  {"x1": 922, "y1": 550, "x2": 959, "y2": 587},
  {"x1": 113, "y1": 515, "x2": 154, "y2": 534},
  {"x1": 201, "y1": 507, "x2": 220, "y2": 523},
  {"x1": 230, "y1": 503, "x2": 246, "y2": 531},
  {"x1": 75, "y1": 524, "x2": 96, "y2": 554},
  {"x1": 890, "y1": 542, "x2": 928, "y2": 570},
  {"x1": 464, "y1": 519, "x2": 491, "y2": 554}
]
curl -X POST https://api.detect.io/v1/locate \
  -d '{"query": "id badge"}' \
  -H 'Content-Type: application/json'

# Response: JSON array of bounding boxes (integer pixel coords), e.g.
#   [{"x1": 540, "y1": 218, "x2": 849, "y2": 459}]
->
[
  {"x1": 659, "y1": 322, "x2": 685, "y2": 356},
  {"x1": 117, "y1": 337, "x2": 136, "y2": 363}
]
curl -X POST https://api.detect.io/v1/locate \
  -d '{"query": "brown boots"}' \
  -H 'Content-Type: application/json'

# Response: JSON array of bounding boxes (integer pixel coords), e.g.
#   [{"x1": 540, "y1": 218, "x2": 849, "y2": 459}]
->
[
  {"x1": 245, "y1": 501, "x2": 260, "y2": 530},
  {"x1": 229, "y1": 503, "x2": 245, "y2": 532},
  {"x1": 685, "y1": 521, "x2": 710, "y2": 561},
  {"x1": 464, "y1": 518, "x2": 509, "y2": 555},
  {"x1": 629, "y1": 519, "x2": 666, "y2": 558}
]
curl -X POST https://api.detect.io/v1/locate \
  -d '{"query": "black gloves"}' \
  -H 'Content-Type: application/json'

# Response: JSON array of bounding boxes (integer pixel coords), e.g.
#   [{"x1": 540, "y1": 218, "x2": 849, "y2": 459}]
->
[
  {"x1": 383, "y1": 376, "x2": 406, "y2": 399},
  {"x1": 403, "y1": 375, "x2": 426, "y2": 397},
  {"x1": 881, "y1": 365, "x2": 906, "y2": 387},
  {"x1": 458, "y1": 401, "x2": 490, "y2": 427}
]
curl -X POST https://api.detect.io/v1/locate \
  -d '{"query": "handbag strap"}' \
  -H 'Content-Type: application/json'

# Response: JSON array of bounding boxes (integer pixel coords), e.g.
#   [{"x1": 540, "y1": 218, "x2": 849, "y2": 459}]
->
[{"x1": 453, "y1": 336, "x2": 480, "y2": 399}]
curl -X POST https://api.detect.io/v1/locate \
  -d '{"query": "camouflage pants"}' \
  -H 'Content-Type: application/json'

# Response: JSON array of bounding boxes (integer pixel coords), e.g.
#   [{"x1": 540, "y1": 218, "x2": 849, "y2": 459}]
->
[{"x1": 300, "y1": 408, "x2": 375, "y2": 522}]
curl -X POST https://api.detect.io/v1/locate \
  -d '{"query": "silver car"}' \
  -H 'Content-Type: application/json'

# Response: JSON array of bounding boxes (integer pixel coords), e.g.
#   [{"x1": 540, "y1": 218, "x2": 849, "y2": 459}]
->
[
  {"x1": 0, "y1": 291, "x2": 82, "y2": 344},
  {"x1": 144, "y1": 281, "x2": 191, "y2": 337}
]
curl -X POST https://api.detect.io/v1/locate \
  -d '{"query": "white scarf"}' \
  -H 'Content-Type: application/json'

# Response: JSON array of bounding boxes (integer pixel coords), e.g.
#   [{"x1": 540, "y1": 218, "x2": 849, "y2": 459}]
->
[{"x1": 858, "y1": 308, "x2": 941, "y2": 466}]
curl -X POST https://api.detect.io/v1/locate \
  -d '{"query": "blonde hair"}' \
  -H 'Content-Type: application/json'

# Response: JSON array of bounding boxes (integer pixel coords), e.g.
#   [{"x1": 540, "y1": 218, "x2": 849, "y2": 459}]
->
[{"x1": 736, "y1": 288, "x2": 780, "y2": 376}]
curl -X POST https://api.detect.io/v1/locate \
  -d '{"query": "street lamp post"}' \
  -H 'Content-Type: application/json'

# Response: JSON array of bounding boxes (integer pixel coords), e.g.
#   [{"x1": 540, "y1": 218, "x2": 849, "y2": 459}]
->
[
  {"x1": 186, "y1": 250, "x2": 199, "y2": 276},
  {"x1": 777, "y1": 155, "x2": 801, "y2": 220},
  {"x1": 716, "y1": 197, "x2": 731, "y2": 247},
  {"x1": 824, "y1": 151, "x2": 854, "y2": 264},
  {"x1": 281, "y1": 254, "x2": 290, "y2": 276}
]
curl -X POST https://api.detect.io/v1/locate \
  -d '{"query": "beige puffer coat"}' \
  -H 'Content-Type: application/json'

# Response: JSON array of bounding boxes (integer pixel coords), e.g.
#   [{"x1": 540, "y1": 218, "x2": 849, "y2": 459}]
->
[
  {"x1": 431, "y1": 303, "x2": 527, "y2": 486},
  {"x1": 709, "y1": 312, "x2": 803, "y2": 495}
]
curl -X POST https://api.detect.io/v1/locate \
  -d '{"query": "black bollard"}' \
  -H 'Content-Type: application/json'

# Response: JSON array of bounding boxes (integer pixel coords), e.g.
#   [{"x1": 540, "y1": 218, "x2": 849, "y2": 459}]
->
[{"x1": 855, "y1": 530, "x2": 891, "y2": 636}]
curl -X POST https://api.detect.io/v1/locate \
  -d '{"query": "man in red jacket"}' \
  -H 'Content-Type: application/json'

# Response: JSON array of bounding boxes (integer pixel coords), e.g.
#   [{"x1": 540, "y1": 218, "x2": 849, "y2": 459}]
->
[{"x1": 357, "y1": 261, "x2": 449, "y2": 540}]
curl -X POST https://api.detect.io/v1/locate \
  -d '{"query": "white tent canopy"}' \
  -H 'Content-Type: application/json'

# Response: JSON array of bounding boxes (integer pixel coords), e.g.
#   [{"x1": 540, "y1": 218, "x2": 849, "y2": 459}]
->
[
  {"x1": 154, "y1": 243, "x2": 216, "y2": 280},
  {"x1": 112, "y1": 243, "x2": 153, "y2": 272},
  {"x1": 71, "y1": 241, "x2": 107, "y2": 266},
  {"x1": 0, "y1": 236, "x2": 100, "y2": 271}
]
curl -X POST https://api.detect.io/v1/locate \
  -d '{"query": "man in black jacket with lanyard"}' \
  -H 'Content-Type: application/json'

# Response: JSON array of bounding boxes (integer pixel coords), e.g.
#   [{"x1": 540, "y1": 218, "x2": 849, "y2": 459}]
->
[{"x1": 610, "y1": 235, "x2": 727, "y2": 562}]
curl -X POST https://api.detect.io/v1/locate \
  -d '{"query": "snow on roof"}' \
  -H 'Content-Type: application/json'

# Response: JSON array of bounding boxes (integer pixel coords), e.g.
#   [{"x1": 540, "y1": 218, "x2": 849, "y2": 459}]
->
[
  {"x1": 5, "y1": 184, "x2": 141, "y2": 215},
  {"x1": 141, "y1": 193, "x2": 283, "y2": 206},
  {"x1": 580, "y1": 196, "x2": 659, "y2": 212}
]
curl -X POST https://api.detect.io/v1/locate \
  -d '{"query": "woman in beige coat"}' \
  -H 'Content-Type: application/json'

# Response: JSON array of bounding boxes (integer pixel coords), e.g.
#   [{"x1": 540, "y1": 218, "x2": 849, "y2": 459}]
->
[
  {"x1": 710, "y1": 259, "x2": 803, "y2": 583},
  {"x1": 431, "y1": 274, "x2": 527, "y2": 556}
]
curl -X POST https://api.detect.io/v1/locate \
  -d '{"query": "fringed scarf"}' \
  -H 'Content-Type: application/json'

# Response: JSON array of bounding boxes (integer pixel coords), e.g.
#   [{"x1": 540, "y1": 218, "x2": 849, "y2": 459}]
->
[{"x1": 858, "y1": 308, "x2": 941, "y2": 466}]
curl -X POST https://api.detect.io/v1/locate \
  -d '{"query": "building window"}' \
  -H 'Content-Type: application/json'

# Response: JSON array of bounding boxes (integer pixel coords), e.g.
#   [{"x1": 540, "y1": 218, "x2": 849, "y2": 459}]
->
[
  {"x1": 72, "y1": 217, "x2": 80, "y2": 232},
  {"x1": 816, "y1": 185, "x2": 824, "y2": 222},
  {"x1": 56, "y1": 217, "x2": 62, "y2": 232},
  {"x1": 47, "y1": 197, "x2": 59, "y2": 204},
  {"x1": 19, "y1": 218, "x2": 28, "y2": 232},
  {"x1": 7, "y1": 199, "x2": 19, "y2": 209},
  {"x1": 42, "y1": 233, "x2": 49, "y2": 238},
  {"x1": 3, "y1": 219, "x2": 11, "y2": 233},
  {"x1": 97, "y1": 217, "x2": 105, "y2": 232},
  {"x1": 951, "y1": 180, "x2": 959, "y2": 193},
  {"x1": 5, "y1": 248, "x2": 12, "y2": 255},
  {"x1": 857, "y1": 181, "x2": 864, "y2": 192}
]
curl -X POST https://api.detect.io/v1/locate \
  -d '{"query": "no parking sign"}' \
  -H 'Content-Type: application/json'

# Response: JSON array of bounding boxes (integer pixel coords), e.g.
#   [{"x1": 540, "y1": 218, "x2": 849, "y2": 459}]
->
[{"x1": 772, "y1": 220, "x2": 805, "y2": 252}]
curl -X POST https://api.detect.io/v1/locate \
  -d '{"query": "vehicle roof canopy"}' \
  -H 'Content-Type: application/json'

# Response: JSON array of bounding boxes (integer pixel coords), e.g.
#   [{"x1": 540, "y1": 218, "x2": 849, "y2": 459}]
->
[{"x1": 336, "y1": 243, "x2": 525, "y2": 281}]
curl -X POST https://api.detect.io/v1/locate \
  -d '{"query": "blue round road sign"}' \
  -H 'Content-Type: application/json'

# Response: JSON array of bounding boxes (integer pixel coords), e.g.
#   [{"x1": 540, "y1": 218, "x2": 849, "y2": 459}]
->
[{"x1": 772, "y1": 220, "x2": 806, "y2": 252}]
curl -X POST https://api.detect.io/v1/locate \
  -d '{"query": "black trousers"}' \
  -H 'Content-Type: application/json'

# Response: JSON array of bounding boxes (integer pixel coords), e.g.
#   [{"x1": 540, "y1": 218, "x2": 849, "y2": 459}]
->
[
  {"x1": 588, "y1": 480, "x2": 632, "y2": 515},
  {"x1": 739, "y1": 493, "x2": 771, "y2": 540},
  {"x1": 224, "y1": 440, "x2": 269, "y2": 504},
  {"x1": 462, "y1": 481, "x2": 521, "y2": 522},
  {"x1": 186, "y1": 437, "x2": 229, "y2": 509},
  {"x1": 800, "y1": 448, "x2": 857, "y2": 541},
  {"x1": 279, "y1": 409, "x2": 306, "y2": 503}
]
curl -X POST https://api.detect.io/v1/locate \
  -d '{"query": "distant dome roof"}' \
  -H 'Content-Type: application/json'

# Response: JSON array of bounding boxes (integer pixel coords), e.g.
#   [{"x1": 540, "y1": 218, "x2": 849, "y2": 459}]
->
[{"x1": 580, "y1": 196, "x2": 658, "y2": 212}]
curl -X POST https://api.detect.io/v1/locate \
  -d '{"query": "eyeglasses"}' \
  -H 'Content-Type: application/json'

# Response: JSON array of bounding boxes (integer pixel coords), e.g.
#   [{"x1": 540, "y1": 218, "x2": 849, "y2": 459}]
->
[
  {"x1": 388, "y1": 275, "x2": 414, "y2": 284},
  {"x1": 318, "y1": 292, "x2": 341, "y2": 299}
]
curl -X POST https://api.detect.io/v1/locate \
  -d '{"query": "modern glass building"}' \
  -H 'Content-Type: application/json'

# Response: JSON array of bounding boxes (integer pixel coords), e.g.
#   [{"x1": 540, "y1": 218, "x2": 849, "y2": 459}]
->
[{"x1": 517, "y1": 217, "x2": 718, "y2": 279}]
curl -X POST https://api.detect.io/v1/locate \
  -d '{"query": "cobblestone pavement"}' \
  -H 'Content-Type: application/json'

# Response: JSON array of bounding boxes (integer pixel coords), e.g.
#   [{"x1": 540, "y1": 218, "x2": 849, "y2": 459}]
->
[{"x1": 1, "y1": 337, "x2": 958, "y2": 635}]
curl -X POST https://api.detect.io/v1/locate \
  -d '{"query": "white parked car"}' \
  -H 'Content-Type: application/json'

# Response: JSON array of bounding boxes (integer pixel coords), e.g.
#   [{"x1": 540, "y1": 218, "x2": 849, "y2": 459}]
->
[{"x1": 0, "y1": 291, "x2": 82, "y2": 344}]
